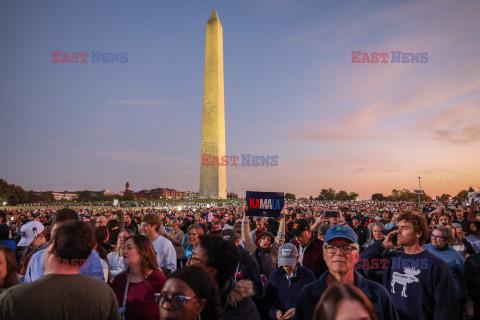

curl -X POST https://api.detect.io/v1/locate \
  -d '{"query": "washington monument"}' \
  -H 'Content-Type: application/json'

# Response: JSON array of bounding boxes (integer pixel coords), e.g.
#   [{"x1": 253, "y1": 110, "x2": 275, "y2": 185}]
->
[{"x1": 199, "y1": 10, "x2": 227, "y2": 199}]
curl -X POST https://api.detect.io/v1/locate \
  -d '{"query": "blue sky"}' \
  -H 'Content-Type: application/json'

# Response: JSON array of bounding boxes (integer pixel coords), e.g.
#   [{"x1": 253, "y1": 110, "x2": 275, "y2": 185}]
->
[{"x1": 1, "y1": 0, "x2": 479, "y2": 198}]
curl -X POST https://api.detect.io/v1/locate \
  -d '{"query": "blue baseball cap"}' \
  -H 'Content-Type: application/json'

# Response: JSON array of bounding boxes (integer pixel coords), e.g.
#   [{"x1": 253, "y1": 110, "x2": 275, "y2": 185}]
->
[{"x1": 324, "y1": 225, "x2": 358, "y2": 244}]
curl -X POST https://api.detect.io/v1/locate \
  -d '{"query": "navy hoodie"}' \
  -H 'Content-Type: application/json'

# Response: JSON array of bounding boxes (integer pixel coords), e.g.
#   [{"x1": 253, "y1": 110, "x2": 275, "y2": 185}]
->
[
  {"x1": 235, "y1": 245, "x2": 263, "y2": 298},
  {"x1": 265, "y1": 265, "x2": 315, "y2": 319},
  {"x1": 295, "y1": 270, "x2": 398, "y2": 320},
  {"x1": 361, "y1": 242, "x2": 459, "y2": 320}
]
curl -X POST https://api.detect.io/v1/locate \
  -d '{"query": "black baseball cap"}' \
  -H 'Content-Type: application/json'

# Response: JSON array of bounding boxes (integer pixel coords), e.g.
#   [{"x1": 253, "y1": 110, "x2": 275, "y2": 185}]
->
[{"x1": 291, "y1": 219, "x2": 310, "y2": 237}]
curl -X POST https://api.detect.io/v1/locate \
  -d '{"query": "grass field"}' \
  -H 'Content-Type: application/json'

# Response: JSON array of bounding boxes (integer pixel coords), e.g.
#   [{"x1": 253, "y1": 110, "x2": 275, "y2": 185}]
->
[{"x1": 0, "y1": 199, "x2": 245, "y2": 210}]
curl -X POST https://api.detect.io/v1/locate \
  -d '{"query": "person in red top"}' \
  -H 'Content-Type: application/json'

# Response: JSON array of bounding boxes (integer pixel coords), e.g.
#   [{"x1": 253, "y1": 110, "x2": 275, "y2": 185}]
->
[
  {"x1": 110, "y1": 234, "x2": 167, "y2": 320},
  {"x1": 364, "y1": 212, "x2": 377, "y2": 227},
  {"x1": 251, "y1": 217, "x2": 267, "y2": 246},
  {"x1": 209, "y1": 218, "x2": 222, "y2": 235}
]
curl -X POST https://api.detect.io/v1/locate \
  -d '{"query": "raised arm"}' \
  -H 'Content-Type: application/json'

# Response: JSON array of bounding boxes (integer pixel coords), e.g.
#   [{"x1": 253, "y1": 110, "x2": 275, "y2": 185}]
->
[
  {"x1": 242, "y1": 211, "x2": 256, "y2": 254},
  {"x1": 310, "y1": 216, "x2": 322, "y2": 232},
  {"x1": 275, "y1": 211, "x2": 286, "y2": 245},
  {"x1": 269, "y1": 214, "x2": 287, "y2": 261}
]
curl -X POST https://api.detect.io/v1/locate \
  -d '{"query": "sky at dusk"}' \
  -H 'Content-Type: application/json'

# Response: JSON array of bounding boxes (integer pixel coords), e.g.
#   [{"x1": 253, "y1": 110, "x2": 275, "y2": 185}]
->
[{"x1": 1, "y1": 0, "x2": 479, "y2": 199}]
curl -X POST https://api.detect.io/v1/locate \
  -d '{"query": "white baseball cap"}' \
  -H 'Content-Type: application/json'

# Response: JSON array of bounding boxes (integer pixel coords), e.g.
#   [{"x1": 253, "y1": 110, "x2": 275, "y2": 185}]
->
[{"x1": 18, "y1": 221, "x2": 45, "y2": 247}]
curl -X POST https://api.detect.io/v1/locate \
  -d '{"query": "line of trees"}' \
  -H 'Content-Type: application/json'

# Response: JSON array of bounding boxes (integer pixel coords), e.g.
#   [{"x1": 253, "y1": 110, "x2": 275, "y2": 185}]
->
[
  {"x1": 371, "y1": 187, "x2": 475, "y2": 202},
  {"x1": 0, "y1": 179, "x2": 54, "y2": 205},
  {"x1": 314, "y1": 188, "x2": 359, "y2": 201},
  {"x1": 287, "y1": 189, "x2": 360, "y2": 201}
]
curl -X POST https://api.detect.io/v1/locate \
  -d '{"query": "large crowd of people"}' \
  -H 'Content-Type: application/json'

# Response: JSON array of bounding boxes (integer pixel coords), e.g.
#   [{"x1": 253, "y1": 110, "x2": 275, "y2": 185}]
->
[{"x1": 0, "y1": 198, "x2": 479, "y2": 319}]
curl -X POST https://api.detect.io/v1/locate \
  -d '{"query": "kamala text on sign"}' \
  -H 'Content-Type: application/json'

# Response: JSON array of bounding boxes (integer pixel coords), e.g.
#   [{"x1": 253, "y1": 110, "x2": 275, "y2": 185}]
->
[
  {"x1": 246, "y1": 191, "x2": 284, "y2": 218},
  {"x1": 351, "y1": 51, "x2": 428, "y2": 63},
  {"x1": 201, "y1": 154, "x2": 278, "y2": 166},
  {"x1": 51, "y1": 51, "x2": 128, "y2": 63}
]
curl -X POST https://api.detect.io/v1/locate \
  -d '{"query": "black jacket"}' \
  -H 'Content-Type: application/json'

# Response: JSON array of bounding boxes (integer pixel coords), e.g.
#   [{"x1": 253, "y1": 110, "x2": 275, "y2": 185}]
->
[
  {"x1": 296, "y1": 270, "x2": 398, "y2": 320},
  {"x1": 125, "y1": 222, "x2": 138, "y2": 234},
  {"x1": 265, "y1": 265, "x2": 314, "y2": 319},
  {"x1": 236, "y1": 245, "x2": 263, "y2": 298},
  {"x1": 221, "y1": 279, "x2": 261, "y2": 320},
  {"x1": 351, "y1": 224, "x2": 369, "y2": 247},
  {"x1": 253, "y1": 247, "x2": 276, "y2": 279},
  {"x1": 465, "y1": 252, "x2": 480, "y2": 318}
]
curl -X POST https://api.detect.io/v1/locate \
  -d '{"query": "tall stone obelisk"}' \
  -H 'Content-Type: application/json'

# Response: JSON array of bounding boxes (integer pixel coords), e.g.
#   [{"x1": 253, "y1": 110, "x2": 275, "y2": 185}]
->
[{"x1": 199, "y1": 10, "x2": 227, "y2": 199}]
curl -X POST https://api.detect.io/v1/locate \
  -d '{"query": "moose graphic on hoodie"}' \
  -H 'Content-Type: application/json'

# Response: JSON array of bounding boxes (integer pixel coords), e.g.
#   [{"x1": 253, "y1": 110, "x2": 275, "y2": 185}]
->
[{"x1": 390, "y1": 267, "x2": 421, "y2": 297}]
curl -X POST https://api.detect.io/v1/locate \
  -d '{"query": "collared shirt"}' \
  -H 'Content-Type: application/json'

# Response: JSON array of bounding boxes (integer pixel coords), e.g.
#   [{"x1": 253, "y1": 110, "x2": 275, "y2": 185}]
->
[
  {"x1": 151, "y1": 235, "x2": 177, "y2": 272},
  {"x1": 298, "y1": 238, "x2": 312, "y2": 266},
  {"x1": 284, "y1": 265, "x2": 298, "y2": 285},
  {"x1": 24, "y1": 249, "x2": 105, "y2": 283}
]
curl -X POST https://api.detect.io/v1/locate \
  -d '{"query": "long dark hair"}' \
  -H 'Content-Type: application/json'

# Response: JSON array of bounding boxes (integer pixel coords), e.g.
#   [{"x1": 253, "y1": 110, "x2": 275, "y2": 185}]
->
[
  {"x1": 0, "y1": 246, "x2": 18, "y2": 289},
  {"x1": 314, "y1": 282, "x2": 377, "y2": 320},
  {"x1": 95, "y1": 226, "x2": 109, "y2": 260},
  {"x1": 124, "y1": 235, "x2": 160, "y2": 279},
  {"x1": 167, "y1": 266, "x2": 222, "y2": 320}
]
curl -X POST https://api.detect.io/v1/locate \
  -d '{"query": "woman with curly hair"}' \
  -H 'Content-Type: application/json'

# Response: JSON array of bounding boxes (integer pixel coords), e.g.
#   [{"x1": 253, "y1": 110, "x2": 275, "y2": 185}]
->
[
  {"x1": 187, "y1": 234, "x2": 261, "y2": 320},
  {"x1": 158, "y1": 266, "x2": 222, "y2": 320}
]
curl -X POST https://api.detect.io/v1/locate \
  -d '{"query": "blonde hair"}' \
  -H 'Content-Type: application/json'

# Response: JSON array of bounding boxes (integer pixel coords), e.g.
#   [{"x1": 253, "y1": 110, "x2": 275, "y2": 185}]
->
[{"x1": 116, "y1": 229, "x2": 134, "y2": 255}]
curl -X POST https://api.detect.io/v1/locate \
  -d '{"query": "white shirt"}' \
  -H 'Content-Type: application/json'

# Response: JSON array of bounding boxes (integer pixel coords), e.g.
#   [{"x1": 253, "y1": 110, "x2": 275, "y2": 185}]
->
[
  {"x1": 151, "y1": 235, "x2": 177, "y2": 272},
  {"x1": 107, "y1": 251, "x2": 126, "y2": 281}
]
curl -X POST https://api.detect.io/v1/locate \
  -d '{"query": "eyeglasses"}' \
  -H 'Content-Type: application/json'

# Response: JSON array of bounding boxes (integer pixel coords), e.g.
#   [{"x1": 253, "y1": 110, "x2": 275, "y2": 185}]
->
[
  {"x1": 187, "y1": 253, "x2": 207, "y2": 265},
  {"x1": 155, "y1": 293, "x2": 197, "y2": 310},
  {"x1": 430, "y1": 234, "x2": 445, "y2": 240},
  {"x1": 324, "y1": 245, "x2": 358, "y2": 254}
]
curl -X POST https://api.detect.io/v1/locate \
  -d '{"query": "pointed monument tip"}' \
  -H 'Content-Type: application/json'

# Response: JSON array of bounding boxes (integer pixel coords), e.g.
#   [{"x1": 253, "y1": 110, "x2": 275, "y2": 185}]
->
[{"x1": 208, "y1": 10, "x2": 220, "y2": 23}]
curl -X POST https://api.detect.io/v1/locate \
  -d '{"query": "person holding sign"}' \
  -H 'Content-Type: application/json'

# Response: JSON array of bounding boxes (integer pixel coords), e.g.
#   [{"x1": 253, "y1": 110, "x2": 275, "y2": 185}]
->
[{"x1": 241, "y1": 210, "x2": 286, "y2": 279}]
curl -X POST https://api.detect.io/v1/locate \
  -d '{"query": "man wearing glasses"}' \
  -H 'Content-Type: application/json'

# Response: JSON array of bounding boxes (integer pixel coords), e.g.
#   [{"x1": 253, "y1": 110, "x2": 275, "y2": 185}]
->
[{"x1": 296, "y1": 225, "x2": 398, "y2": 320}]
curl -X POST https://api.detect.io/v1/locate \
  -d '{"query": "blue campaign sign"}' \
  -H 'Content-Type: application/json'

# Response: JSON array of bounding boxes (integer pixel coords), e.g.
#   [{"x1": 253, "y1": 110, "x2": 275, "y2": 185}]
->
[{"x1": 246, "y1": 191, "x2": 285, "y2": 218}]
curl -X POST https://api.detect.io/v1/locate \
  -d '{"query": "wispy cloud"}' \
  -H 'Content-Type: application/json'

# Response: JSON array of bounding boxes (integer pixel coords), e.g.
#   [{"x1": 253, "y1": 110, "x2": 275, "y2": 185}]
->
[
  {"x1": 308, "y1": 158, "x2": 335, "y2": 170},
  {"x1": 352, "y1": 167, "x2": 404, "y2": 174},
  {"x1": 107, "y1": 99, "x2": 174, "y2": 105},
  {"x1": 93, "y1": 150, "x2": 193, "y2": 166},
  {"x1": 433, "y1": 125, "x2": 480, "y2": 145},
  {"x1": 421, "y1": 167, "x2": 476, "y2": 178},
  {"x1": 45, "y1": 139, "x2": 195, "y2": 167},
  {"x1": 280, "y1": 0, "x2": 480, "y2": 144},
  {"x1": 415, "y1": 102, "x2": 480, "y2": 145}
]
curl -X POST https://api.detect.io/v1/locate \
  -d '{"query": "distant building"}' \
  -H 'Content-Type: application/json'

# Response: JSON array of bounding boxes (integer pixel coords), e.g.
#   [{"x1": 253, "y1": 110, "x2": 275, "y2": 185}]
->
[
  {"x1": 124, "y1": 181, "x2": 134, "y2": 197},
  {"x1": 187, "y1": 191, "x2": 199, "y2": 199},
  {"x1": 52, "y1": 191, "x2": 78, "y2": 201},
  {"x1": 103, "y1": 189, "x2": 124, "y2": 197},
  {"x1": 134, "y1": 188, "x2": 188, "y2": 200}
]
